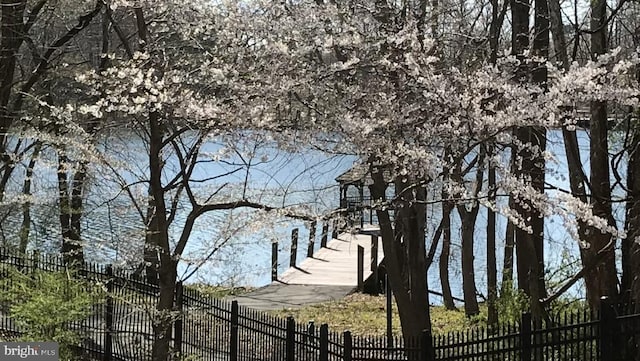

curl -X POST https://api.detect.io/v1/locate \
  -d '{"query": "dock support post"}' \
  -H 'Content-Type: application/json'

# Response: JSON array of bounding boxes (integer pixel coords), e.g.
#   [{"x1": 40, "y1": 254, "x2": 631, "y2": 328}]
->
[
  {"x1": 331, "y1": 219, "x2": 338, "y2": 239},
  {"x1": 357, "y1": 245, "x2": 364, "y2": 291},
  {"x1": 359, "y1": 186, "x2": 364, "y2": 228},
  {"x1": 307, "y1": 221, "x2": 317, "y2": 258},
  {"x1": 271, "y1": 242, "x2": 278, "y2": 282},
  {"x1": 290, "y1": 228, "x2": 299, "y2": 268},
  {"x1": 321, "y1": 222, "x2": 329, "y2": 248}
]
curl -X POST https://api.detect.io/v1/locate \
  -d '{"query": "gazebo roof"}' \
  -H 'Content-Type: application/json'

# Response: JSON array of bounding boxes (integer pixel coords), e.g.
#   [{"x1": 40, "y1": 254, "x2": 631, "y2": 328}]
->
[
  {"x1": 336, "y1": 163, "x2": 393, "y2": 186},
  {"x1": 336, "y1": 164, "x2": 369, "y2": 185}
]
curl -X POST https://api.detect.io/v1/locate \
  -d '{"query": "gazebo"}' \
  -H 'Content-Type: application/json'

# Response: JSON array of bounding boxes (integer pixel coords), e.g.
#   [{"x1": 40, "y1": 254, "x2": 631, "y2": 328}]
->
[
  {"x1": 335, "y1": 164, "x2": 392, "y2": 226},
  {"x1": 335, "y1": 164, "x2": 369, "y2": 212}
]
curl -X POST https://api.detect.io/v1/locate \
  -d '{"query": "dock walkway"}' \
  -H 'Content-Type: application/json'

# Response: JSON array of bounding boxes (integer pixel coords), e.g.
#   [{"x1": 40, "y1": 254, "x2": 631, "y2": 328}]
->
[{"x1": 232, "y1": 226, "x2": 384, "y2": 310}]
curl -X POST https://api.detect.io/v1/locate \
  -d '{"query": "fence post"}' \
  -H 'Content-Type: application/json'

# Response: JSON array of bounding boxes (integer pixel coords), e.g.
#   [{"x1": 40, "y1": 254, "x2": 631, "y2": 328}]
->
[
  {"x1": 420, "y1": 329, "x2": 436, "y2": 361},
  {"x1": 421, "y1": 329, "x2": 434, "y2": 361},
  {"x1": 31, "y1": 249, "x2": 40, "y2": 272},
  {"x1": 272, "y1": 242, "x2": 278, "y2": 282},
  {"x1": 290, "y1": 228, "x2": 299, "y2": 268},
  {"x1": 286, "y1": 316, "x2": 295, "y2": 361},
  {"x1": 321, "y1": 222, "x2": 329, "y2": 248},
  {"x1": 307, "y1": 321, "x2": 315, "y2": 344},
  {"x1": 520, "y1": 312, "x2": 532, "y2": 361},
  {"x1": 386, "y1": 274, "x2": 392, "y2": 349},
  {"x1": 17, "y1": 248, "x2": 25, "y2": 272},
  {"x1": 103, "y1": 265, "x2": 114, "y2": 361},
  {"x1": 332, "y1": 219, "x2": 338, "y2": 239},
  {"x1": 320, "y1": 324, "x2": 329, "y2": 361},
  {"x1": 174, "y1": 281, "x2": 183, "y2": 357},
  {"x1": 357, "y1": 245, "x2": 364, "y2": 291},
  {"x1": 230, "y1": 300, "x2": 239, "y2": 361},
  {"x1": 343, "y1": 331, "x2": 352, "y2": 361},
  {"x1": 307, "y1": 221, "x2": 317, "y2": 258},
  {"x1": 599, "y1": 297, "x2": 617, "y2": 361}
]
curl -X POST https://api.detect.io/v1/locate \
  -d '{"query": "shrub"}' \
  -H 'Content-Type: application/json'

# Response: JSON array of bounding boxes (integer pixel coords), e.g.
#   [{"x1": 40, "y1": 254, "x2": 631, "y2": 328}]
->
[
  {"x1": 497, "y1": 281, "x2": 530, "y2": 324},
  {"x1": 0, "y1": 265, "x2": 104, "y2": 360}
]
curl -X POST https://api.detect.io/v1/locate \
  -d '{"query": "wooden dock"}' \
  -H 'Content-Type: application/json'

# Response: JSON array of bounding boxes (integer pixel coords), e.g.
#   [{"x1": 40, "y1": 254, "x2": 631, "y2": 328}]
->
[
  {"x1": 231, "y1": 225, "x2": 384, "y2": 310},
  {"x1": 278, "y1": 226, "x2": 384, "y2": 286}
]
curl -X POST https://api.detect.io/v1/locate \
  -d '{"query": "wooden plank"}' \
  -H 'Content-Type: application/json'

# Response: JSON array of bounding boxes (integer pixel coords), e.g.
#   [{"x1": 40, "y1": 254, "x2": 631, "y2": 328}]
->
[{"x1": 278, "y1": 226, "x2": 384, "y2": 286}]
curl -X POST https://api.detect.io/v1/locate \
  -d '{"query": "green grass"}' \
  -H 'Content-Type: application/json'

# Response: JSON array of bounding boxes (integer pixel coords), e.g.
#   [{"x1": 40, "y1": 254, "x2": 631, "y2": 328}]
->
[
  {"x1": 185, "y1": 283, "x2": 253, "y2": 298},
  {"x1": 270, "y1": 293, "x2": 488, "y2": 336}
]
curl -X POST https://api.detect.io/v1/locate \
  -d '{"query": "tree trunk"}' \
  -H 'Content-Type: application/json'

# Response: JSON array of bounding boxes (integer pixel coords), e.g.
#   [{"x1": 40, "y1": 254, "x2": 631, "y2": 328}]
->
[
  {"x1": 486, "y1": 145, "x2": 498, "y2": 326},
  {"x1": 501, "y1": 196, "x2": 516, "y2": 296},
  {"x1": 486, "y1": 0, "x2": 504, "y2": 326},
  {"x1": 510, "y1": 0, "x2": 530, "y2": 307},
  {"x1": 439, "y1": 199, "x2": 456, "y2": 310},
  {"x1": 583, "y1": 0, "x2": 619, "y2": 308},
  {"x1": 370, "y1": 164, "x2": 431, "y2": 346},
  {"x1": 624, "y1": 108, "x2": 640, "y2": 361},
  {"x1": 488, "y1": 0, "x2": 508, "y2": 64},
  {"x1": 0, "y1": 0, "x2": 27, "y2": 204},
  {"x1": 548, "y1": 0, "x2": 568, "y2": 70},
  {"x1": 626, "y1": 124, "x2": 640, "y2": 295},
  {"x1": 459, "y1": 204, "x2": 480, "y2": 316},
  {"x1": 511, "y1": 0, "x2": 547, "y2": 318},
  {"x1": 454, "y1": 150, "x2": 485, "y2": 317},
  {"x1": 510, "y1": 0, "x2": 529, "y2": 58},
  {"x1": 0, "y1": 0, "x2": 26, "y2": 143},
  {"x1": 530, "y1": 0, "x2": 549, "y2": 320},
  {"x1": 623, "y1": 33, "x2": 640, "y2": 306},
  {"x1": 148, "y1": 113, "x2": 176, "y2": 361},
  {"x1": 145, "y1": 199, "x2": 161, "y2": 285},
  {"x1": 513, "y1": 126, "x2": 547, "y2": 318},
  {"x1": 57, "y1": 151, "x2": 85, "y2": 265},
  {"x1": 18, "y1": 142, "x2": 41, "y2": 254},
  {"x1": 549, "y1": 0, "x2": 616, "y2": 309}
]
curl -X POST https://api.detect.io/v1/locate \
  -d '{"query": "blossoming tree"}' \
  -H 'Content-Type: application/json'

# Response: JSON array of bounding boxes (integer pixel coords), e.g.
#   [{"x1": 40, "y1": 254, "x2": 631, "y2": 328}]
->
[
  {"x1": 3, "y1": 0, "x2": 639, "y2": 358},
  {"x1": 211, "y1": 0, "x2": 638, "y2": 342}
]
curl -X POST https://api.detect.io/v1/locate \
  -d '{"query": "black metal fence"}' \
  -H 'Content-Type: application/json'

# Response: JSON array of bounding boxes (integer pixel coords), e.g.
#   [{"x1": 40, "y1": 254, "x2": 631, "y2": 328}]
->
[{"x1": 1, "y1": 247, "x2": 640, "y2": 361}]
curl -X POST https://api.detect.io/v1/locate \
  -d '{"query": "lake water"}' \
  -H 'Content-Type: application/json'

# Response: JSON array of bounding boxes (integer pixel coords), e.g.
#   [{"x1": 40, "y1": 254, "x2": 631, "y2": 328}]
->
[{"x1": 3, "y1": 129, "x2": 604, "y2": 304}]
